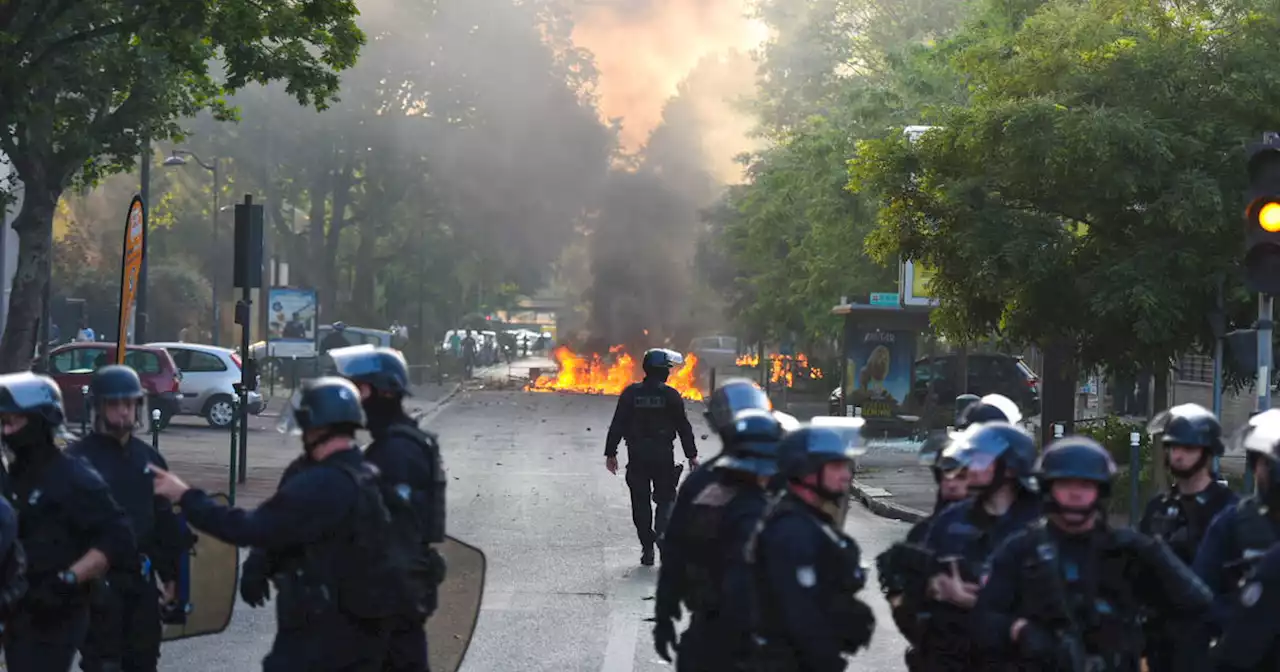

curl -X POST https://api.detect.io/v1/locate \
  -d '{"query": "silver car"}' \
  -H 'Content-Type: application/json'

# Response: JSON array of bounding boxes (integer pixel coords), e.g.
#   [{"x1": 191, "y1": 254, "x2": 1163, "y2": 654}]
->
[{"x1": 147, "y1": 342, "x2": 264, "y2": 429}]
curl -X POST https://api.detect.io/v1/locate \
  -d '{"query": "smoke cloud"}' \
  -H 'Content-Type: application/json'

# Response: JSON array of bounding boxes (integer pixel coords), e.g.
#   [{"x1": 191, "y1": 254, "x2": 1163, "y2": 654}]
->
[{"x1": 570, "y1": 0, "x2": 767, "y2": 159}]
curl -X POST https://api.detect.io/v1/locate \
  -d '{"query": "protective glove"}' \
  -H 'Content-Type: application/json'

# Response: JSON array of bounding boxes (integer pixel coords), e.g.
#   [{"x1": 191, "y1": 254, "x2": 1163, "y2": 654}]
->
[
  {"x1": 239, "y1": 553, "x2": 272, "y2": 608},
  {"x1": 842, "y1": 598, "x2": 875, "y2": 652},
  {"x1": 652, "y1": 616, "x2": 678, "y2": 663},
  {"x1": 1016, "y1": 623, "x2": 1057, "y2": 661}
]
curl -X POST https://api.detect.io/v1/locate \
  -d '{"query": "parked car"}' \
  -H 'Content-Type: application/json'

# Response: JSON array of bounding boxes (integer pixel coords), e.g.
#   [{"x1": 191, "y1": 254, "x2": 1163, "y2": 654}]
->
[
  {"x1": 689, "y1": 335, "x2": 740, "y2": 371},
  {"x1": 829, "y1": 352, "x2": 1041, "y2": 431},
  {"x1": 148, "y1": 342, "x2": 265, "y2": 429},
  {"x1": 41, "y1": 342, "x2": 183, "y2": 428}
]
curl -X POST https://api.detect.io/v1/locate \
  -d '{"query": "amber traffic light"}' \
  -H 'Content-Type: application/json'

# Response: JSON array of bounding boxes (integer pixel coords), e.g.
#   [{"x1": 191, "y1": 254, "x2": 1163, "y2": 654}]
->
[{"x1": 1245, "y1": 141, "x2": 1280, "y2": 293}]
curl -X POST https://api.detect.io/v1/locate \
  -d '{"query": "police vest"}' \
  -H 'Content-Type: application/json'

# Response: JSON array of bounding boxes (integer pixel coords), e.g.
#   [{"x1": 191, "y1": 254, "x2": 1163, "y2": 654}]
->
[
  {"x1": 680, "y1": 479, "x2": 739, "y2": 613},
  {"x1": 383, "y1": 423, "x2": 447, "y2": 545},
  {"x1": 1229, "y1": 498, "x2": 1277, "y2": 586},
  {"x1": 629, "y1": 385, "x2": 676, "y2": 446},
  {"x1": 1147, "y1": 484, "x2": 1233, "y2": 563}
]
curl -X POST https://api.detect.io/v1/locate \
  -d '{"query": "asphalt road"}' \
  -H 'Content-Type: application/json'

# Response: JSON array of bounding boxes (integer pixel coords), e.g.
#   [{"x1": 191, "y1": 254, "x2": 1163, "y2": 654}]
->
[{"x1": 157, "y1": 389, "x2": 910, "y2": 671}]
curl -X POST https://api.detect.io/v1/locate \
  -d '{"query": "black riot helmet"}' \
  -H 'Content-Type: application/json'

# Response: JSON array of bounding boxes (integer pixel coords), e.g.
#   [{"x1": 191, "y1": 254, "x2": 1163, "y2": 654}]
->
[
  {"x1": 284, "y1": 377, "x2": 365, "y2": 436},
  {"x1": 1234, "y1": 409, "x2": 1280, "y2": 507},
  {"x1": 953, "y1": 421, "x2": 1038, "y2": 494},
  {"x1": 718, "y1": 408, "x2": 784, "y2": 477},
  {"x1": 0, "y1": 372, "x2": 65, "y2": 427},
  {"x1": 956, "y1": 394, "x2": 1022, "y2": 430},
  {"x1": 328, "y1": 344, "x2": 412, "y2": 397},
  {"x1": 641, "y1": 348, "x2": 683, "y2": 382},
  {"x1": 954, "y1": 394, "x2": 980, "y2": 425},
  {"x1": 90, "y1": 365, "x2": 145, "y2": 402},
  {"x1": 704, "y1": 378, "x2": 771, "y2": 439},
  {"x1": 775, "y1": 419, "x2": 866, "y2": 525},
  {"x1": 918, "y1": 430, "x2": 960, "y2": 484},
  {"x1": 1147, "y1": 404, "x2": 1223, "y2": 481},
  {"x1": 1035, "y1": 436, "x2": 1117, "y2": 516}
]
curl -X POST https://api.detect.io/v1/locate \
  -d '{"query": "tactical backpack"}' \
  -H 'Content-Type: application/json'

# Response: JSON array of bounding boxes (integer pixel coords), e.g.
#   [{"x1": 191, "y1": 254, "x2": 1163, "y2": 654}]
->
[{"x1": 325, "y1": 461, "x2": 432, "y2": 620}]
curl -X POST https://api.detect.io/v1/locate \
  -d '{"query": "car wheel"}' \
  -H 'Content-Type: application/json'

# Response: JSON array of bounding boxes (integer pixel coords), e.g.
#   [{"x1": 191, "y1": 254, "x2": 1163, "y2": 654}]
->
[{"x1": 204, "y1": 395, "x2": 236, "y2": 429}]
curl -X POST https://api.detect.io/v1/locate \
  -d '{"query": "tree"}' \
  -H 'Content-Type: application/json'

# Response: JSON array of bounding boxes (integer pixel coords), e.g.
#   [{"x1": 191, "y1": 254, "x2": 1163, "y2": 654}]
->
[
  {"x1": 850, "y1": 0, "x2": 1280, "y2": 380},
  {"x1": 0, "y1": 0, "x2": 363, "y2": 370}
]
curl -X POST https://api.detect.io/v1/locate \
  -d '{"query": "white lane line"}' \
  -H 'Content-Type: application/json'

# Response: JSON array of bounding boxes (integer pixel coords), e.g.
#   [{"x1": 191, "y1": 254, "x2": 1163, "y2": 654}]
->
[{"x1": 601, "y1": 609, "x2": 639, "y2": 672}]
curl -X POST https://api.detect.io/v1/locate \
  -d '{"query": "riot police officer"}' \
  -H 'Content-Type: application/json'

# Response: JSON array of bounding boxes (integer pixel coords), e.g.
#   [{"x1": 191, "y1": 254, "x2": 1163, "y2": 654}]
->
[
  {"x1": 328, "y1": 344, "x2": 445, "y2": 672},
  {"x1": 0, "y1": 492, "x2": 26, "y2": 633},
  {"x1": 67, "y1": 365, "x2": 187, "y2": 672},
  {"x1": 916, "y1": 422, "x2": 1041, "y2": 670},
  {"x1": 976, "y1": 436, "x2": 1212, "y2": 671},
  {"x1": 150, "y1": 378, "x2": 394, "y2": 671},
  {"x1": 0, "y1": 372, "x2": 135, "y2": 672},
  {"x1": 736, "y1": 423, "x2": 875, "y2": 670},
  {"x1": 1193, "y1": 409, "x2": 1280, "y2": 638},
  {"x1": 653, "y1": 389, "x2": 781, "y2": 670},
  {"x1": 604, "y1": 348, "x2": 698, "y2": 565},
  {"x1": 1140, "y1": 403, "x2": 1236, "y2": 672},
  {"x1": 1212, "y1": 409, "x2": 1280, "y2": 671}
]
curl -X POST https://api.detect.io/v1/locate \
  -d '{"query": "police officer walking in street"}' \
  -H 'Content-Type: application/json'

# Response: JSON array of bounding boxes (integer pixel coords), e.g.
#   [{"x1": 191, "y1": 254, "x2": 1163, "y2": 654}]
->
[
  {"x1": 976, "y1": 436, "x2": 1213, "y2": 671},
  {"x1": 604, "y1": 348, "x2": 698, "y2": 565},
  {"x1": 150, "y1": 378, "x2": 416, "y2": 671},
  {"x1": 1212, "y1": 408, "x2": 1280, "y2": 672},
  {"x1": 67, "y1": 365, "x2": 187, "y2": 672},
  {"x1": 653, "y1": 378, "x2": 779, "y2": 669},
  {"x1": 1140, "y1": 403, "x2": 1237, "y2": 672},
  {"x1": 736, "y1": 423, "x2": 876, "y2": 670},
  {"x1": 329, "y1": 344, "x2": 447, "y2": 672},
  {"x1": 0, "y1": 372, "x2": 136, "y2": 672}
]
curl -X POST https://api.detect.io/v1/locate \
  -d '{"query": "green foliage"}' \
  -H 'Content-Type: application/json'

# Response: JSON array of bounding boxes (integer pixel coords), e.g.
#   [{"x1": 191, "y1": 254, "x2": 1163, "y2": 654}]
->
[
  {"x1": 1075, "y1": 417, "x2": 1152, "y2": 468},
  {"x1": 848, "y1": 0, "x2": 1280, "y2": 376}
]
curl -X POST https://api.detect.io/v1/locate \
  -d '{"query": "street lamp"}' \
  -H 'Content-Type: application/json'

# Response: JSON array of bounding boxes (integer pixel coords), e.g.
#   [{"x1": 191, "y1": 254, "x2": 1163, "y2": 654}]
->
[{"x1": 164, "y1": 150, "x2": 221, "y2": 345}]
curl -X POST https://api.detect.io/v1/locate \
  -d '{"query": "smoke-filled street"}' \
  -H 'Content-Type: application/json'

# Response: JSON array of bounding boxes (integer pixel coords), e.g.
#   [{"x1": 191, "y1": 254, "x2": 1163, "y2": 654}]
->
[{"x1": 158, "y1": 389, "x2": 909, "y2": 671}]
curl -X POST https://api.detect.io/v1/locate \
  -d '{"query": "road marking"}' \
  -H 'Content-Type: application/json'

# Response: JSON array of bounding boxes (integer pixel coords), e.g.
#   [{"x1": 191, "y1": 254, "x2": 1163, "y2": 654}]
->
[{"x1": 601, "y1": 610, "x2": 638, "y2": 672}]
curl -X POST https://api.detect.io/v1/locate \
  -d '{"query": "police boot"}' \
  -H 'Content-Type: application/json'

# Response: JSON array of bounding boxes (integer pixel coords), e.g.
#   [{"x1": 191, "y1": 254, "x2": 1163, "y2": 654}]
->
[{"x1": 641, "y1": 544, "x2": 655, "y2": 566}]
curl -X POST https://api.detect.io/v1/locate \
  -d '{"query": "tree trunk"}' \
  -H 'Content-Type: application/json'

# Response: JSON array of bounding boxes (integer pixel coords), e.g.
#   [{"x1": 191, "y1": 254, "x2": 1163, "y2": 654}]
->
[
  {"x1": 0, "y1": 187, "x2": 58, "y2": 372},
  {"x1": 1151, "y1": 367, "x2": 1171, "y2": 492},
  {"x1": 1038, "y1": 339, "x2": 1077, "y2": 447},
  {"x1": 351, "y1": 225, "x2": 378, "y2": 324}
]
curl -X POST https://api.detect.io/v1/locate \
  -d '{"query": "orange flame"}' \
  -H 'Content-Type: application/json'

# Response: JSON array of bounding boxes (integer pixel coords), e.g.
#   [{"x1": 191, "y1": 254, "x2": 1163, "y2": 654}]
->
[
  {"x1": 735, "y1": 353, "x2": 760, "y2": 367},
  {"x1": 766, "y1": 353, "x2": 824, "y2": 387},
  {"x1": 525, "y1": 345, "x2": 704, "y2": 400}
]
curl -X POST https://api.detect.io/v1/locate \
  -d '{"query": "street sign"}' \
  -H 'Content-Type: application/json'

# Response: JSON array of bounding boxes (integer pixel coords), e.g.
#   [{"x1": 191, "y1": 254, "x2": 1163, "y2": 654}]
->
[{"x1": 870, "y1": 292, "x2": 899, "y2": 307}]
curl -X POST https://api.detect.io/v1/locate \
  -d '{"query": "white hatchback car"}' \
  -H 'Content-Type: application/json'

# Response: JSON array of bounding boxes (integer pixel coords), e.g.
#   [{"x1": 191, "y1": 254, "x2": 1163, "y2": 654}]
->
[{"x1": 147, "y1": 342, "x2": 265, "y2": 429}]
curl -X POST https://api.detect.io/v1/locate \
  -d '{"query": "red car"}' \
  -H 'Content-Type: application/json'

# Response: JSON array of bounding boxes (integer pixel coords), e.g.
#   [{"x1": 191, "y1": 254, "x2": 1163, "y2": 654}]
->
[{"x1": 42, "y1": 342, "x2": 183, "y2": 428}]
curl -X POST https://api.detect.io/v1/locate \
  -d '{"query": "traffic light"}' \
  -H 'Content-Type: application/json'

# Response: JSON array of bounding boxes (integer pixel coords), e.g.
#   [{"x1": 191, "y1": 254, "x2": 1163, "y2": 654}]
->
[{"x1": 1244, "y1": 139, "x2": 1280, "y2": 293}]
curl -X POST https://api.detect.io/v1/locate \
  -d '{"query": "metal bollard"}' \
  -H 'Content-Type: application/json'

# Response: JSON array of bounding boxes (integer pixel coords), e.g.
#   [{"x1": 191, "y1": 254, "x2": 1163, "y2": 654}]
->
[
  {"x1": 709, "y1": 367, "x2": 717, "y2": 395},
  {"x1": 1129, "y1": 431, "x2": 1141, "y2": 528},
  {"x1": 80, "y1": 386, "x2": 90, "y2": 436},
  {"x1": 151, "y1": 408, "x2": 162, "y2": 452},
  {"x1": 228, "y1": 396, "x2": 239, "y2": 506},
  {"x1": 290, "y1": 356, "x2": 298, "y2": 393}
]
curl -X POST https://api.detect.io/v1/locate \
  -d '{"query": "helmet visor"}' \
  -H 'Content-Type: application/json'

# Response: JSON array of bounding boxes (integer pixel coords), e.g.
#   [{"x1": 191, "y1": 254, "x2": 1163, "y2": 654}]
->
[
  {"x1": 979, "y1": 394, "x2": 1023, "y2": 425},
  {"x1": 774, "y1": 411, "x2": 802, "y2": 432},
  {"x1": 808, "y1": 415, "x2": 868, "y2": 457},
  {"x1": 1235, "y1": 409, "x2": 1280, "y2": 455},
  {"x1": 327, "y1": 344, "x2": 380, "y2": 378}
]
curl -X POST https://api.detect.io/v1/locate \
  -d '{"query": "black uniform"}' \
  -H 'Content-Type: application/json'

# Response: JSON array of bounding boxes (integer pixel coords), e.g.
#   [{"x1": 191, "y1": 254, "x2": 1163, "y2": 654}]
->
[
  {"x1": 735, "y1": 425, "x2": 874, "y2": 672},
  {"x1": 182, "y1": 377, "x2": 393, "y2": 671},
  {"x1": 1213, "y1": 542, "x2": 1280, "y2": 671},
  {"x1": 975, "y1": 437, "x2": 1212, "y2": 672},
  {"x1": 329, "y1": 343, "x2": 449, "y2": 671},
  {"x1": 67, "y1": 433, "x2": 186, "y2": 672},
  {"x1": 654, "y1": 392, "x2": 778, "y2": 670},
  {"x1": 0, "y1": 493, "x2": 27, "y2": 638},
  {"x1": 605, "y1": 374, "x2": 697, "y2": 557},
  {"x1": 7, "y1": 443, "x2": 136, "y2": 672},
  {"x1": 1139, "y1": 481, "x2": 1236, "y2": 672}
]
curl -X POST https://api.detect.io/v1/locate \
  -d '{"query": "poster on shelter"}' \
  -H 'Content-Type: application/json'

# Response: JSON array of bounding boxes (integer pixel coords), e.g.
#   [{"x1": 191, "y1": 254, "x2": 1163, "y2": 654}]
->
[
  {"x1": 267, "y1": 288, "x2": 318, "y2": 357},
  {"x1": 843, "y1": 329, "x2": 915, "y2": 420}
]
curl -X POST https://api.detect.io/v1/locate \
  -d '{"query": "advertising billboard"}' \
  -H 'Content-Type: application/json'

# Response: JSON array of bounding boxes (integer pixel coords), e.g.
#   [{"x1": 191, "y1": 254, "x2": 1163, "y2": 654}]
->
[
  {"x1": 116, "y1": 196, "x2": 146, "y2": 363},
  {"x1": 842, "y1": 328, "x2": 917, "y2": 420},
  {"x1": 267, "y1": 288, "x2": 318, "y2": 357}
]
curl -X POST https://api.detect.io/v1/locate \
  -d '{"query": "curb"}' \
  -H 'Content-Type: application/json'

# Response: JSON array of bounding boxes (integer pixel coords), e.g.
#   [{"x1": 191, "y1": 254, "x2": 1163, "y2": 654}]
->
[
  {"x1": 413, "y1": 382, "x2": 464, "y2": 426},
  {"x1": 850, "y1": 479, "x2": 929, "y2": 524}
]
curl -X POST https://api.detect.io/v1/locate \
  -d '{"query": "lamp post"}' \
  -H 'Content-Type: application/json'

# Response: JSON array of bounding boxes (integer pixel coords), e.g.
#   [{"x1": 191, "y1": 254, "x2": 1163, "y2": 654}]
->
[{"x1": 164, "y1": 150, "x2": 221, "y2": 345}]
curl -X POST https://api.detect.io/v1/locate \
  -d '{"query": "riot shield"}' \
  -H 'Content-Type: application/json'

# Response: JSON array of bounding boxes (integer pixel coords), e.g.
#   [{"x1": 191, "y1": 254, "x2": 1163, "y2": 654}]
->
[
  {"x1": 427, "y1": 536, "x2": 486, "y2": 672},
  {"x1": 162, "y1": 493, "x2": 239, "y2": 641}
]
